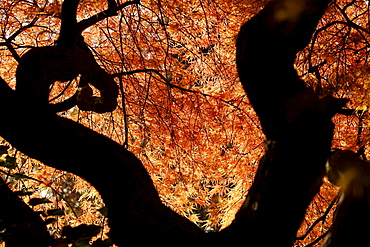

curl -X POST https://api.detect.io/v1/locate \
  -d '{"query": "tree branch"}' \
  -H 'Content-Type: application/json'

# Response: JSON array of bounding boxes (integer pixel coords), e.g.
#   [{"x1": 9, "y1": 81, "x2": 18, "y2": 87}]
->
[
  {"x1": 0, "y1": 17, "x2": 39, "y2": 61},
  {"x1": 296, "y1": 193, "x2": 339, "y2": 240},
  {"x1": 57, "y1": 0, "x2": 80, "y2": 48},
  {"x1": 77, "y1": 0, "x2": 140, "y2": 32},
  {"x1": 113, "y1": 68, "x2": 243, "y2": 108},
  {"x1": 0, "y1": 177, "x2": 51, "y2": 247},
  {"x1": 113, "y1": 68, "x2": 196, "y2": 93},
  {"x1": 0, "y1": 78, "x2": 203, "y2": 246}
]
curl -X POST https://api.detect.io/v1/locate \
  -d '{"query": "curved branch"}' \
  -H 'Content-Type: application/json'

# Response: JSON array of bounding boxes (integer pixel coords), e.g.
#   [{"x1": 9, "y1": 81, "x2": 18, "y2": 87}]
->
[
  {"x1": 236, "y1": 0, "x2": 333, "y2": 138},
  {"x1": 219, "y1": 1, "x2": 348, "y2": 247},
  {"x1": 0, "y1": 78, "x2": 203, "y2": 246}
]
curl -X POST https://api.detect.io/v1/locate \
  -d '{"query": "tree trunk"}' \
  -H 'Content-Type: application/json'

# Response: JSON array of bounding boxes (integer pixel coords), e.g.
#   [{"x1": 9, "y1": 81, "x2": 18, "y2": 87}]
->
[{"x1": 219, "y1": 0, "x2": 347, "y2": 246}]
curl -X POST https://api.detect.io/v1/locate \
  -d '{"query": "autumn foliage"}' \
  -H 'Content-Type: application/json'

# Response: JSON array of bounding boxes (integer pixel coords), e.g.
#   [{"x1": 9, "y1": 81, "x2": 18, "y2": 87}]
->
[{"x1": 0, "y1": 0, "x2": 370, "y2": 246}]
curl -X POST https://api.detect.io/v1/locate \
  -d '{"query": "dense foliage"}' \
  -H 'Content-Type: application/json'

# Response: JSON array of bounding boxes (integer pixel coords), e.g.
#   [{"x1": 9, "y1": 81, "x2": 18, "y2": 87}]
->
[{"x1": 0, "y1": 0, "x2": 369, "y2": 246}]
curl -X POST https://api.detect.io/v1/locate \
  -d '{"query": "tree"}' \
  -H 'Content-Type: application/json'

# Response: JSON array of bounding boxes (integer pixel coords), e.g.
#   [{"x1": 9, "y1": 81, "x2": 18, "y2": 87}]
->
[{"x1": 0, "y1": 0, "x2": 369, "y2": 246}]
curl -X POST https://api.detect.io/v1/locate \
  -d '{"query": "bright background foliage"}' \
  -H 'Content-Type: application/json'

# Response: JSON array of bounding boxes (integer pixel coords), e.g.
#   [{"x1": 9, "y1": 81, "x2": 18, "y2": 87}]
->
[{"x1": 0, "y1": 0, "x2": 369, "y2": 245}]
